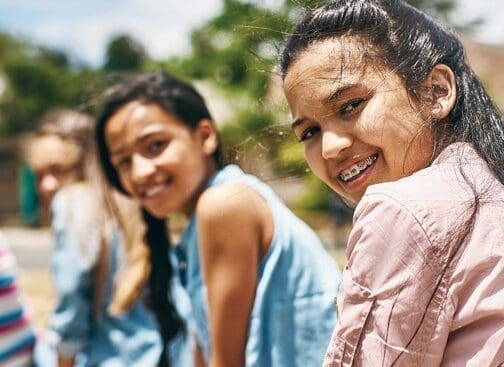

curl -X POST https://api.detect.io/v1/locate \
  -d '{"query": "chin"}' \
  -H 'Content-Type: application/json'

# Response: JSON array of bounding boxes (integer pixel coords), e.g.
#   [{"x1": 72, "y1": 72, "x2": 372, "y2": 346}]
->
[{"x1": 152, "y1": 210, "x2": 170, "y2": 219}]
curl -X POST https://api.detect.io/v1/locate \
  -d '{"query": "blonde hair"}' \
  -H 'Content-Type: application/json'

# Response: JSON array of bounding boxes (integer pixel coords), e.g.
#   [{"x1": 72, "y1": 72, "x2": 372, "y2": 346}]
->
[
  {"x1": 30, "y1": 108, "x2": 151, "y2": 316},
  {"x1": 35, "y1": 109, "x2": 95, "y2": 180}
]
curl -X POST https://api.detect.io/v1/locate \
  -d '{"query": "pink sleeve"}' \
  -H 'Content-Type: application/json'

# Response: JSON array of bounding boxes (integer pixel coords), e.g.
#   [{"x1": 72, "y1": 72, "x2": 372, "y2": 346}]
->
[{"x1": 324, "y1": 193, "x2": 453, "y2": 366}]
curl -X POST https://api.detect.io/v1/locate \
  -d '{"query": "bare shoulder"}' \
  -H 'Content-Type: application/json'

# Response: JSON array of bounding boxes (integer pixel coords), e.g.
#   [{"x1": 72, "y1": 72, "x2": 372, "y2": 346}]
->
[
  {"x1": 196, "y1": 182, "x2": 267, "y2": 222},
  {"x1": 195, "y1": 182, "x2": 273, "y2": 250}
]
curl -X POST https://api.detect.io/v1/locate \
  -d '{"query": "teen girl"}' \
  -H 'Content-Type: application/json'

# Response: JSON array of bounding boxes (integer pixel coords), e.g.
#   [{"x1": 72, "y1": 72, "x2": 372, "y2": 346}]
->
[
  {"x1": 281, "y1": 0, "x2": 504, "y2": 364},
  {"x1": 95, "y1": 71, "x2": 341, "y2": 367}
]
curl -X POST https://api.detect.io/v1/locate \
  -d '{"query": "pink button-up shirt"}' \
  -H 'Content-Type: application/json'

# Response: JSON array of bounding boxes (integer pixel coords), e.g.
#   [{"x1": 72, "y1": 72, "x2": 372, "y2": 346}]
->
[{"x1": 324, "y1": 143, "x2": 504, "y2": 366}]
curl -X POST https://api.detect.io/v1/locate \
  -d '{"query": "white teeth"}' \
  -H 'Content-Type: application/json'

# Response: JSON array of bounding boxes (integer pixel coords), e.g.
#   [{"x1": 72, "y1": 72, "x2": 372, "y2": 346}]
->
[
  {"x1": 145, "y1": 185, "x2": 165, "y2": 198},
  {"x1": 339, "y1": 155, "x2": 377, "y2": 182}
]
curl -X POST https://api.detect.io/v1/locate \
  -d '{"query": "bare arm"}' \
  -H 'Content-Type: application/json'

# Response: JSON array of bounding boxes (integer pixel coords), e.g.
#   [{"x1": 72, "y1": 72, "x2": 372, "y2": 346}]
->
[
  {"x1": 194, "y1": 342, "x2": 208, "y2": 367},
  {"x1": 57, "y1": 355, "x2": 75, "y2": 367},
  {"x1": 197, "y1": 183, "x2": 272, "y2": 367}
]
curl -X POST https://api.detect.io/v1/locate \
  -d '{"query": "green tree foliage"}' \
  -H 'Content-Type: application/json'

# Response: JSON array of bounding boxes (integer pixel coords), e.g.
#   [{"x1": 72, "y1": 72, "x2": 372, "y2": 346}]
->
[
  {"x1": 0, "y1": 32, "x2": 146, "y2": 136},
  {"x1": 405, "y1": 0, "x2": 456, "y2": 18},
  {"x1": 0, "y1": 33, "x2": 99, "y2": 135},
  {"x1": 171, "y1": 0, "x2": 290, "y2": 98},
  {"x1": 103, "y1": 34, "x2": 146, "y2": 71}
]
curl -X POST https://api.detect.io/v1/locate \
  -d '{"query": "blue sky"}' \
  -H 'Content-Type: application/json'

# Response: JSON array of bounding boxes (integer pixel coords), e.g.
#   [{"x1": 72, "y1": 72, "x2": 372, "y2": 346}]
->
[
  {"x1": 0, "y1": 0, "x2": 502, "y2": 67},
  {"x1": 0, "y1": 0, "x2": 222, "y2": 66}
]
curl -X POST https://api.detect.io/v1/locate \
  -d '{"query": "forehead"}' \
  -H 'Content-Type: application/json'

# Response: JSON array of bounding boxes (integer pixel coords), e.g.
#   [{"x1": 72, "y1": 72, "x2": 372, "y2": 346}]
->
[
  {"x1": 283, "y1": 37, "x2": 386, "y2": 97},
  {"x1": 104, "y1": 101, "x2": 183, "y2": 148},
  {"x1": 28, "y1": 135, "x2": 81, "y2": 171}
]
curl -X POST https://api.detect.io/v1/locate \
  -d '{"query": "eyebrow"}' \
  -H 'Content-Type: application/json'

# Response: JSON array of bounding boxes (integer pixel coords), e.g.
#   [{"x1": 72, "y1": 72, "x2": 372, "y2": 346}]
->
[
  {"x1": 136, "y1": 129, "x2": 164, "y2": 143},
  {"x1": 110, "y1": 126, "x2": 165, "y2": 156},
  {"x1": 290, "y1": 84, "x2": 360, "y2": 131},
  {"x1": 324, "y1": 84, "x2": 359, "y2": 104},
  {"x1": 110, "y1": 146, "x2": 126, "y2": 157},
  {"x1": 291, "y1": 117, "x2": 308, "y2": 131}
]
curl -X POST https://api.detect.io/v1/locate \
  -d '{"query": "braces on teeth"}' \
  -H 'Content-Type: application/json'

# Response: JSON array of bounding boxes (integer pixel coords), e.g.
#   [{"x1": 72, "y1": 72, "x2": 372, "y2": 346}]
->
[{"x1": 339, "y1": 155, "x2": 377, "y2": 181}]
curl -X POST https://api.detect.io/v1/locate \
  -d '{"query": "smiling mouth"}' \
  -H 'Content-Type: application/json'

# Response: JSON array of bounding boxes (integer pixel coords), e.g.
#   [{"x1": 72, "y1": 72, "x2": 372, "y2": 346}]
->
[
  {"x1": 338, "y1": 154, "x2": 378, "y2": 183},
  {"x1": 140, "y1": 178, "x2": 173, "y2": 200}
]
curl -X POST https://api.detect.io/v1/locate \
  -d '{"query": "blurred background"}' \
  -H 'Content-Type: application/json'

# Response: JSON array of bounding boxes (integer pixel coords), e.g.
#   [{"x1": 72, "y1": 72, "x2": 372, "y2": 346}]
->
[{"x1": 0, "y1": 0, "x2": 502, "y2": 329}]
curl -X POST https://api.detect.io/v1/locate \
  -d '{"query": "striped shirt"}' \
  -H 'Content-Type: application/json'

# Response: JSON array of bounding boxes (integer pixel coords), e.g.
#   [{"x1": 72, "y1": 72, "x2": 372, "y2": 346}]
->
[{"x1": 0, "y1": 233, "x2": 36, "y2": 366}]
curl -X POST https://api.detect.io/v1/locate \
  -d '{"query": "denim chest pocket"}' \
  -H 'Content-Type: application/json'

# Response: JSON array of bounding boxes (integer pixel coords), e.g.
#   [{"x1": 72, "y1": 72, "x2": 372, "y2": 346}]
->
[{"x1": 323, "y1": 271, "x2": 375, "y2": 367}]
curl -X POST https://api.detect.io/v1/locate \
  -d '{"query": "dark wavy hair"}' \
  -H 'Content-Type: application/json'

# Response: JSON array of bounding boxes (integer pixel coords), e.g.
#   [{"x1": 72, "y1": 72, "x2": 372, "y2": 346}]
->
[
  {"x1": 95, "y1": 72, "x2": 222, "y2": 367},
  {"x1": 280, "y1": 0, "x2": 504, "y2": 185}
]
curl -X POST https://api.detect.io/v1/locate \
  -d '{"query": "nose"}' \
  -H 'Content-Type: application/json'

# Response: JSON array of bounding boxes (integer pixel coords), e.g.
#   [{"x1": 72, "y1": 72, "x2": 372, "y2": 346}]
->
[
  {"x1": 321, "y1": 130, "x2": 352, "y2": 160},
  {"x1": 39, "y1": 174, "x2": 60, "y2": 203},
  {"x1": 131, "y1": 154, "x2": 156, "y2": 184}
]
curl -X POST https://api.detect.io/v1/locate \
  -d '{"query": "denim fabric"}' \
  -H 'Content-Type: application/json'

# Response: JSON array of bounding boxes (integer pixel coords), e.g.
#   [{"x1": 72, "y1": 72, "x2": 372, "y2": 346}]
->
[
  {"x1": 178, "y1": 165, "x2": 341, "y2": 367},
  {"x1": 44, "y1": 186, "x2": 192, "y2": 367}
]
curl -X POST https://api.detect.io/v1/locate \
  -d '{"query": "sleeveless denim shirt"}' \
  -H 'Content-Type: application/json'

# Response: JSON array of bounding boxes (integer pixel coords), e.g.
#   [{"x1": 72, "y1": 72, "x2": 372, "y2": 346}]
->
[{"x1": 178, "y1": 165, "x2": 341, "y2": 366}]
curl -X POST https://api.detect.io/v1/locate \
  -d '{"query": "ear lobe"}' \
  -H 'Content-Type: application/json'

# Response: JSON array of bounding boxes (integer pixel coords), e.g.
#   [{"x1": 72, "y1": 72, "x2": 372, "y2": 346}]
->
[
  {"x1": 196, "y1": 119, "x2": 219, "y2": 155},
  {"x1": 424, "y1": 64, "x2": 457, "y2": 120}
]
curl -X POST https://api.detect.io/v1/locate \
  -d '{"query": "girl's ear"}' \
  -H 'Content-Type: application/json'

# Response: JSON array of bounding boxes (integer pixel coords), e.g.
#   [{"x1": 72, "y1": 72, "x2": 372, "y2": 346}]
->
[
  {"x1": 196, "y1": 119, "x2": 219, "y2": 156},
  {"x1": 422, "y1": 64, "x2": 457, "y2": 121}
]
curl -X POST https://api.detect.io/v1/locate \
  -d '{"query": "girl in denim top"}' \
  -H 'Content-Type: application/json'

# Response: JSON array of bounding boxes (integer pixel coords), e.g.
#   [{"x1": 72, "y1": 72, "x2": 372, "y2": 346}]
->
[
  {"x1": 95, "y1": 72, "x2": 341, "y2": 367},
  {"x1": 27, "y1": 109, "x2": 191, "y2": 367},
  {"x1": 281, "y1": 0, "x2": 504, "y2": 364}
]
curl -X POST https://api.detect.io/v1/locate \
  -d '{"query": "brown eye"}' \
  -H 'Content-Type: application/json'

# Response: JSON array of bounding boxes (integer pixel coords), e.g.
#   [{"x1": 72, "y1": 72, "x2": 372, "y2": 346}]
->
[
  {"x1": 340, "y1": 99, "x2": 364, "y2": 115},
  {"x1": 147, "y1": 140, "x2": 167, "y2": 155},
  {"x1": 299, "y1": 126, "x2": 320, "y2": 142}
]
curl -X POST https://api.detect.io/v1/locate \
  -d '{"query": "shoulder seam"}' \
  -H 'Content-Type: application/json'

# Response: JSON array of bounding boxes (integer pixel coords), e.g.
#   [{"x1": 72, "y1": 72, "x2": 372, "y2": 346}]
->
[{"x1": 364, "y1": 192, "x2": 433, "y2": 247}]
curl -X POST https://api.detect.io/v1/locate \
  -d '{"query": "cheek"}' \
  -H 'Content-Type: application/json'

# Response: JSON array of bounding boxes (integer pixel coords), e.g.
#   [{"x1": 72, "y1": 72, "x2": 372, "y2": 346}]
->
[
  {"x1": 304, "y1": 143, "x2": 323, "y2": 173},
  {"x1": 156, "y1": 142, "x2": 182, "y2": 166},
  {"x1": 356, "y1": 109, "x2": 386, "y2": 137},
  {"x1": 62, "y1": 172, "x2": 80, "y2": 186}
]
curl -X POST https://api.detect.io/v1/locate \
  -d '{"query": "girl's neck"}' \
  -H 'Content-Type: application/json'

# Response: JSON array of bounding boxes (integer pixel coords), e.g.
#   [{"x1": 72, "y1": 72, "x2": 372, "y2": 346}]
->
[{"x1": 180, "y1": 159, "x2": 219, "y2": 218}]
